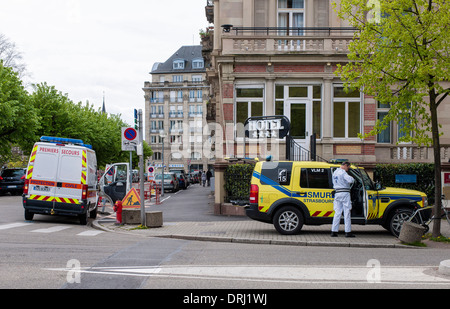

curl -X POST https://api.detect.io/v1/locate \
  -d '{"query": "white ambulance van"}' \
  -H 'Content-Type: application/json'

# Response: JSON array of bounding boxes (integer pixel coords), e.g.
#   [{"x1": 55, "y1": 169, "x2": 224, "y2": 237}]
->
[{"x1": 23, "y1": 136, "x2": 98, "y2": 225}]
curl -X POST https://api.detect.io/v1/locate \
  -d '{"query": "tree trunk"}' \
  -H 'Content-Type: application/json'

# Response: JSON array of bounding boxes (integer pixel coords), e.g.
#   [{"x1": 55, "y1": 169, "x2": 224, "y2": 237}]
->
[{"x1": 429, "y1": 89, "x2": 442, "y2": 238}]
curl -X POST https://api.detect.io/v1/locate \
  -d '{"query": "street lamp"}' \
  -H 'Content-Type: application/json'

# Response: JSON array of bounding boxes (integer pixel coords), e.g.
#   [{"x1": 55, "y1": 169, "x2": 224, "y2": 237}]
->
[{"x1": 159, "y1": 130, "x2": 167, "y2": 197}]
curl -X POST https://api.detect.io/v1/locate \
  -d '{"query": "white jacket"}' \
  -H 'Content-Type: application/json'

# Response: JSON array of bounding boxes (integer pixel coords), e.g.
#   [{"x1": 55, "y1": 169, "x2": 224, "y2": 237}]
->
[{"x1": 332, "y1": 168, "x2": 354, "y2": 193}]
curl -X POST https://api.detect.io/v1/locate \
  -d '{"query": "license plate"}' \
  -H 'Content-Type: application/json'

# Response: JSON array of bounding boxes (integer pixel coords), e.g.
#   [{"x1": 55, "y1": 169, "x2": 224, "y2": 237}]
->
[
  {"x1": 33, "y1": 185, "x2": 50, "y2": 192},
  {"x1": 7, "y1": 185, "x2": 17, "y2": 189}
]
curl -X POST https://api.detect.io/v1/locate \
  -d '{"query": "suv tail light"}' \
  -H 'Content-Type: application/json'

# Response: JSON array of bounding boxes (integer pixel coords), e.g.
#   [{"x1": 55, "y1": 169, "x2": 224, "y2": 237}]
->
[
  {"x1": 24, "y1": 179, "x2": 29, "y2": 194},
  {"x1": 250, "y1": 184, "x2": 259, "y2": 204}
]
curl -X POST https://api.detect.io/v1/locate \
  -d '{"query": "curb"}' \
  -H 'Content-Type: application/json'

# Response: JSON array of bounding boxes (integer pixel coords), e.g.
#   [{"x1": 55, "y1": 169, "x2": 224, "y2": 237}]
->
[{"x1": 92, "y1": 219, "x2": 410, "y2": 249}]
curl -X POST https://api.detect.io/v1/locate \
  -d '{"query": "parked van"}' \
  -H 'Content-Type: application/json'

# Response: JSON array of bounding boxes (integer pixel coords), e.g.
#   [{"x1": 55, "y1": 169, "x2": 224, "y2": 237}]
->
[
  {"x1": 247, "y1": 160, "x2": 430, "y2": 236},
  {"x1": 23, "y1": 136, "x2": 98, "y2": 225}
]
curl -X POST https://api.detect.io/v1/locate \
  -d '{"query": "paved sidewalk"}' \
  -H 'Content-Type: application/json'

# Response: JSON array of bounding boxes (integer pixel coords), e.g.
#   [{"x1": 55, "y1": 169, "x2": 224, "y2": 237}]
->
[{"x1": 94, "y1": 185, "x2": 450, "y2": 249}]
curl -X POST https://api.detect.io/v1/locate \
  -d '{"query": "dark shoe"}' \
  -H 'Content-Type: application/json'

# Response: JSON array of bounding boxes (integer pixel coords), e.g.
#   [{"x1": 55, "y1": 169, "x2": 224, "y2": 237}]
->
[
  {"x1": 345, "y1": 232, "x2": 356, "y2": 238},
  {"x1": 330, "y1": 232, "x2": 338, "y2": 237}
]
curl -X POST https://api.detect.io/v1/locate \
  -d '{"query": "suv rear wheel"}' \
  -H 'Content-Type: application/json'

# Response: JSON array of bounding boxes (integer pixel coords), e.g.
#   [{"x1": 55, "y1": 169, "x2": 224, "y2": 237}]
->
[{"x1": 273, "y1": 206, "x2": 304, "y2": 235}]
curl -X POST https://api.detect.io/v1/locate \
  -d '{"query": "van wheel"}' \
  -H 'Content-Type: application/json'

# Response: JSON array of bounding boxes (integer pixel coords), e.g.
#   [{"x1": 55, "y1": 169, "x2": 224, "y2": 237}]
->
[
  {"x1": 388, "y1": 207, "x2": 415, "y2": 237},
  {"x1": 89, "y1": 205, "x2": 97, "y2": 219},
  {"x1": 79, "y1": 211, "x2": 88, "y2": 225},
  {"x1": 273, "y1": 206, "x2": 304, "y2": 235},
  {"x1": 24, "y1": 210, "x2": 34, "y2": 221}
]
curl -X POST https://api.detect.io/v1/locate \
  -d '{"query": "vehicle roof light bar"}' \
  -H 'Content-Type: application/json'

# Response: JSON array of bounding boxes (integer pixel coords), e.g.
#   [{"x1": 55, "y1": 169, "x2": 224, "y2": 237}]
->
[{"x1": 40, "y1": 136, "x2": 92, "y2": 149}]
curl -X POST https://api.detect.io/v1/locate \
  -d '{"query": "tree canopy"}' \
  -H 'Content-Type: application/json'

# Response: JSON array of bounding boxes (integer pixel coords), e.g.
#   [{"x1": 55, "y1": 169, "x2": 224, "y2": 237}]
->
[
  {"x1": 334, "y1": 0, "x2": 450, "y2": 237},
  {"x1": 0, "y1": 63, "x2": 152, "y2": 169}
]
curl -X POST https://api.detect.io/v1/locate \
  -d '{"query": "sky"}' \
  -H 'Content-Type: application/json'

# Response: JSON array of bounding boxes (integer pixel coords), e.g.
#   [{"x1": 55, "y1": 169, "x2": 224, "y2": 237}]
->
[{"x1": 0, "y1": 0, "x2": 210, "y2": 126}]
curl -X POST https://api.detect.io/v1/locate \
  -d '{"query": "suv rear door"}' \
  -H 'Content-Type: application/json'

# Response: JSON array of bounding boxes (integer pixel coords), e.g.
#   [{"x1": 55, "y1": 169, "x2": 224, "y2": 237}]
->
[{"x1": 292, "y1": 167, "x2": 335, "y2": 218}]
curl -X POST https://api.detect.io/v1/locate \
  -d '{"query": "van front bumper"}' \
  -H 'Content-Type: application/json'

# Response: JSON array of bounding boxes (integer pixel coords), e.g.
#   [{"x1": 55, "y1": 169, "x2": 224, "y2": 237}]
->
[
  {"x1": 23, "y1": 197, "x2": 87, "y2": 217},
  {"x1": 245, "y1": 203, "x2": 272, "y2": 223}
]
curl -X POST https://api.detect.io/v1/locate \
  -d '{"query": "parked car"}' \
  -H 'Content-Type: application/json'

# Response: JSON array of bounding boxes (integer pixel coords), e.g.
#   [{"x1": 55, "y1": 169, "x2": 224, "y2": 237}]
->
[
  {"x1": 154, "y1": 173, "x2": 179, "y2": 192},
  {"x1": 170, "y1": 169, "x2": 189, "y2": 189},
  {"x1": 190, "y1": 172, "x2": 199, "y2": 184},
  {"x1": 0, "y1": 168, "x2": 26, "y2": 195},
  {"x1": 247, "y1": 160, "x2": 429, "y2": 237}
]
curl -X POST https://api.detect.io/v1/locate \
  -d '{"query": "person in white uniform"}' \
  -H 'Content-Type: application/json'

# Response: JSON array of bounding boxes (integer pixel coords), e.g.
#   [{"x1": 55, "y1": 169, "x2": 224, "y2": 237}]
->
[{"x1": 331, "y1": 162, "x2": 355, "y2": 237}]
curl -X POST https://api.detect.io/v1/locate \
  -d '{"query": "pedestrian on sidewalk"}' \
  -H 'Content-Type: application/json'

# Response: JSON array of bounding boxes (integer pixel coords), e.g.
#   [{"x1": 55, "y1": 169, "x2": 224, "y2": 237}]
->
[
  {"x1": 202, "y1": 172, "x2": 207, "y2": 187},
  {"x1": 206, "y1": 169, "x2": 212, "y2": 187},
  {"x1": 331, "y1": 161, "x2": 356, "y2": 238}
]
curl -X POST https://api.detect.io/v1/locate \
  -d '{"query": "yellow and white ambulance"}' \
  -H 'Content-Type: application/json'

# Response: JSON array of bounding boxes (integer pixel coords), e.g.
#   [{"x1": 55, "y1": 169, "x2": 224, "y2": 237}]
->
[
  {"x1": 23, "y1": 136, "x2": 98, "y2": 225},
  {"x1": 246, "y1": 160, "x2": 430, "y2": 236}
]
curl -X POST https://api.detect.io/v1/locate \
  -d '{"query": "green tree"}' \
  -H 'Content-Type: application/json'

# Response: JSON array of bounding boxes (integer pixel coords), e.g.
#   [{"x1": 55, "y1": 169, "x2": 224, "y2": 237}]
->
[
  {"x1": 0, "y1": 61, "x2": 39, "y2": 160},
  {"x1": 29, "y1": 82, "x2": 152, "y2": 168},
  {"x1": 334, "y1": 0, "x2": 450, "y2": 237}
]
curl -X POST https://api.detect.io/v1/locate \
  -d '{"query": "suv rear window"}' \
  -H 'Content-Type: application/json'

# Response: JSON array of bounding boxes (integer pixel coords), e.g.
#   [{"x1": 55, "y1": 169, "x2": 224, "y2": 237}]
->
[
  {"x1": 1, "y1": 169, "x2": 25, "y2": 177},
  {"x1": 300, "y1": 168, "x2": 333, "y2": 189},
  {"x1": 261, "y1": 162, "x2": 292, "y2": 185}
]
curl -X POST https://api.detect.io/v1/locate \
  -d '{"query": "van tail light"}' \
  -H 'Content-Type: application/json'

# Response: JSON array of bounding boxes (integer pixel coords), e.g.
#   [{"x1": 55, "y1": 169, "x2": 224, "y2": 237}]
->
[
  {"x1": 24, "y1": 179, "x2": 30, "y2": 194},
  {"x1": 24, "y1": 179, "x2": 29, "y2": 195},
  {"x1": 0, "y1": 176, "x2": 3, "y2": 181},
  {"x1": 171, "y1": 181, "x2": 174, "y2": 185},
  {"x1": 82, "y1": 185, "x2": 88, "y2": 200},
  {"x1": 250, "y1": 184, "x2": 259, "y2": 204}
]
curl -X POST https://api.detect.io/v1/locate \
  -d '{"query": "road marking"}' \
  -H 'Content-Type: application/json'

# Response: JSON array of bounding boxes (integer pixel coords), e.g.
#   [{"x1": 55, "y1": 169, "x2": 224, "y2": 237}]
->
[
  {"x1": 0, "y1": 222, "x2": 33, "y2": 230},
  {"x1": 31, "y1": 226, "x2": 72, "y2": 233},
  {"x1": 77, "y1": 230, "x2": 104, "y2": 237},
  {"x1": 161, "y1": 196, "x2": 171, "y2": 203},
  {"x1": 45, "y1": 265, "x2": 450, "y2": 285}
]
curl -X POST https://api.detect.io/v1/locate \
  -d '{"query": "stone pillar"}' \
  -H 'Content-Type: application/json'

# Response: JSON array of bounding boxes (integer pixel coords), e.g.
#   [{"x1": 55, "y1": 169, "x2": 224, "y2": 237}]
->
[{"x1": 213, "y1": 161, "x2": 229, "y2": 214}]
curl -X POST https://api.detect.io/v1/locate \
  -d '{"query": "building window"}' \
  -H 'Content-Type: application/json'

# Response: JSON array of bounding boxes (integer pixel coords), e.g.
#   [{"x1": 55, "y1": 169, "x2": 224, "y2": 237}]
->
[
  {"x1": 377, "y1": 101, "x2": 391, "y2": 143},
  {"x1": 332, "y1": 85, "x2": 361, "y2": 138},
  {"x1": 172, "y1": 75, "x2": 183, "y2": 82},
  {"x1": 192, "y1": 75, "x2": 202, "y2": 83},
  {"x1": 173, "y1": 59, "x2": 185, "y2": 70},
  {"x1": 192, "y1": 59, "x2": 204, "y2": 69},
  {"x1": 278, "y1": 0, "x2": 304, "y2": 36},
  {"x1": 153, "y1": 152, "x2": 162, "y2": 160},
  {"x1": 275, "y1": 85, "x2": 322, "y2": 138},
  {"x1": 235, "y1": 87, "x2": 264, "y2": 125}
]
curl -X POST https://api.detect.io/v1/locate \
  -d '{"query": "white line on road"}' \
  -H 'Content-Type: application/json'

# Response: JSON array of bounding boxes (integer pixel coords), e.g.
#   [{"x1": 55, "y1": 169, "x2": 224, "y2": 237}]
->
[
  {"x1": 0, "y1": 222, "x2": 33, "y2": 230},
  {"x1": 77, "y1": 230, "x2": 104, "y2": 237},
  {"x1": 161, "y1": 196, "x2": 171, "y2": 203},
  {"x1": 31, "y1": 226, "x2": 72, "y2": 233}
]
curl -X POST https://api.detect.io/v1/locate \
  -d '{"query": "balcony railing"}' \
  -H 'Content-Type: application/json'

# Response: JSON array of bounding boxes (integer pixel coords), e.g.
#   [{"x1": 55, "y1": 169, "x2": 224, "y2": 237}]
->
[{"x1": 221, "y1": 27, "x2": 357, "y2": 55}]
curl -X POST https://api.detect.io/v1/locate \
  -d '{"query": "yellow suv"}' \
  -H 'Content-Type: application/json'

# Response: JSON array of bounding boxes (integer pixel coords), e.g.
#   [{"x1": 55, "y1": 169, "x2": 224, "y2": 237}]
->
[{"x1": 246, "y1": 161, "x2": 429, "y2": 237}]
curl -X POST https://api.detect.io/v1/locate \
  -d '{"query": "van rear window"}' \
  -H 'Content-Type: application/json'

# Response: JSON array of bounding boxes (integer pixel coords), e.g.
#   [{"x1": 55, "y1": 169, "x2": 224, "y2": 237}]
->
[
  {"x1": 261, "y1": 162, "x2": 292, "y2": 185},
  {"x1": 33, "y1": 153, "x2": 58, "y2": 180}
]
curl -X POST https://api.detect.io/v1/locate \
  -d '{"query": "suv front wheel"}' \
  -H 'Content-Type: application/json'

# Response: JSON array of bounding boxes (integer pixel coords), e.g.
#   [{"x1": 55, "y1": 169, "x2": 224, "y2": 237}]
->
[
  {"x1": 273, "y1": 206, "x2": 304, "y2": 235},
  {"x1": 388, "y1": 207, "x2": 417, "y2": 237}
]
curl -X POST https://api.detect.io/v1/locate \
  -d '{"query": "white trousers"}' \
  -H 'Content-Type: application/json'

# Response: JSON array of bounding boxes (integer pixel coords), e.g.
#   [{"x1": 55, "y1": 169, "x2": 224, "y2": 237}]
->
[{"x1": 332, "y1": 192, "x2": 352, "y2": 233}]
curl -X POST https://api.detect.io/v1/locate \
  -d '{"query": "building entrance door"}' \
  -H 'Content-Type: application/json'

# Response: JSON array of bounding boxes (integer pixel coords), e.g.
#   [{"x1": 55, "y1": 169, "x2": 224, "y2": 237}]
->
[{"x1": 285, "y1": 99, "x2": 311, "y2": 152}]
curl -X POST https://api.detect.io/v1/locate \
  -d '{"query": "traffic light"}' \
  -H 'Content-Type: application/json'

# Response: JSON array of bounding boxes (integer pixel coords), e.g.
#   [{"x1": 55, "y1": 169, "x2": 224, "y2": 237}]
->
[{"x1": 134, "y1": 109, "x2": 138, "y2": 130}]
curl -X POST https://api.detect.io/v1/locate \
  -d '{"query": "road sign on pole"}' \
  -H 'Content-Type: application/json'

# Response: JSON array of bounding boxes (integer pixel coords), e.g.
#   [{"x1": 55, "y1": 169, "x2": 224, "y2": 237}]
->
[{"x1": 122, "y1": 127, "x2": 138, "y2": 151}]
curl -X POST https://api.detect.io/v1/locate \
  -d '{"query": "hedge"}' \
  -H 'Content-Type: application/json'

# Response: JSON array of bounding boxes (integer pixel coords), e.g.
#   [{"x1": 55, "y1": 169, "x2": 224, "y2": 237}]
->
[
  {"x1": 373, "y1": 163, "x2": 435, "y2": 204},
  {"x1": 224, "y1": 164, "x2": 254, "y2": 203}
]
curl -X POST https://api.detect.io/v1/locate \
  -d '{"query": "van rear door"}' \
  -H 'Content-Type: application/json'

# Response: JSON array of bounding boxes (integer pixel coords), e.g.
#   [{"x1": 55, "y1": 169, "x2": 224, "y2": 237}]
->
[
  {"x1": 54, "y1": 146, "x2": 84, "y2": 203},
  {"x1": 27, "y1": 143, "x2": 59, "y2": 200}
]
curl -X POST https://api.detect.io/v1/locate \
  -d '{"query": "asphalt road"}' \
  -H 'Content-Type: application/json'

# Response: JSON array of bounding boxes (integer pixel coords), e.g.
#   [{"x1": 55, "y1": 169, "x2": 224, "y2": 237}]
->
[{"x1": 0, "y1": 187, "x2": 449, "y2": 291}]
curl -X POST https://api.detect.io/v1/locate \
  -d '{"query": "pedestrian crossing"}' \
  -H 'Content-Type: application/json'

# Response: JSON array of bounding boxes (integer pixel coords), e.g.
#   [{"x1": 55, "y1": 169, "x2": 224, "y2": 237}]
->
[{"x1": 0, "y1": 221, "x2": 105, "y2": 237}]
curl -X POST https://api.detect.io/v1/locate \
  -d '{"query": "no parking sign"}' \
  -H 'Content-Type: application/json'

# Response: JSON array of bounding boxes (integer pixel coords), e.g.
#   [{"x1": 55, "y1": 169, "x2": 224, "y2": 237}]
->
[
  {"x1": 121, "y1": 127, "x2": 139, "y2": 151},
  {"x1": 148, "y1": 166, "x2": 155, "y2": 182}
]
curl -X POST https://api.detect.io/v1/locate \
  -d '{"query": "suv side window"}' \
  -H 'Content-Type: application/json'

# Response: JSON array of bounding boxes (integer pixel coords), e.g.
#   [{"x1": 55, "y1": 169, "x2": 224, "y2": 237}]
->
[
  {"x1": 300, "y1": 168, "x2": 333, "y2": 189},
  {"x1": 261, "y1": 162, "x2": 293, "y2": 186}
]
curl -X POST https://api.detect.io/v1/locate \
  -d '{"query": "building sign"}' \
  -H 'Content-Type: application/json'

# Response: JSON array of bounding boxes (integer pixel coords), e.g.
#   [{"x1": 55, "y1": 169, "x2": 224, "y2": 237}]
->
[
  {"x1": 245, "y1": 116, "x2": 290, "y2": 139},
  {"x1": 395, "y1": 174, "x2": 417, "y2": 184}
]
